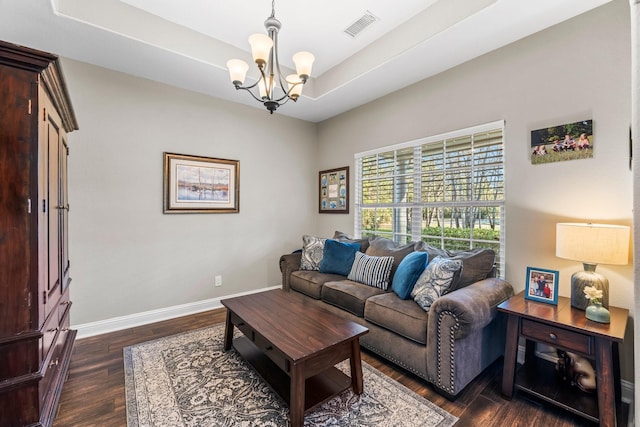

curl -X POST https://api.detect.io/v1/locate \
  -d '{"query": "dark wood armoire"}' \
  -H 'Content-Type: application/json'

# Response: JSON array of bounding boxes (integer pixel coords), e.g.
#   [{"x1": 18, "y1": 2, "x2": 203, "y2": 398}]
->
[{"x1": 0, "y1": 41, "x2": 79, "y2": 426}]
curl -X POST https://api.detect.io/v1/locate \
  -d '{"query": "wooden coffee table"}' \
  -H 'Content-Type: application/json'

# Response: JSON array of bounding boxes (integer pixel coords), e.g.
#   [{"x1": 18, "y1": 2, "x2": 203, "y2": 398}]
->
[{"x1": 221, "y1": 289, "x2": 369, "y2": 427}]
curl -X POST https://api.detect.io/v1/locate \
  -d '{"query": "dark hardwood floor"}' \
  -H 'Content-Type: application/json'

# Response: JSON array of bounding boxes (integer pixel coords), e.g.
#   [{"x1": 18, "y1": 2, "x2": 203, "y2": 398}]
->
[{"x1": 53, "y1": 308, "x2": 613, "y2": 426}]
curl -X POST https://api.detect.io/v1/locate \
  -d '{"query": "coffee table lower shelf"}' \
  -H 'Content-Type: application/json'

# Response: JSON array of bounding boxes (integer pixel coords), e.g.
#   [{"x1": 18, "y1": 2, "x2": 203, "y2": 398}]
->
[{"x1": 233, "y1": 336, "x2": 351, "y2": 413}]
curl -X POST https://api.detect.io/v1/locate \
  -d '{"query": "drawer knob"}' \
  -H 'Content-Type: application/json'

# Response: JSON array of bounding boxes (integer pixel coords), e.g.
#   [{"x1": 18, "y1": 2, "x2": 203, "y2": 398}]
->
[
  {"x1": 265, "y1": 346, "x2": 273, "y2": 351},
  {"x1": 549, "y1": 333, "x2": 557, "y2": 340},
  {"x1": 47, "y1": 327, "x2": 59, "y2": 333},
  {"x1": 238, "y1": 322, "x2": 245, "y2": 326}
]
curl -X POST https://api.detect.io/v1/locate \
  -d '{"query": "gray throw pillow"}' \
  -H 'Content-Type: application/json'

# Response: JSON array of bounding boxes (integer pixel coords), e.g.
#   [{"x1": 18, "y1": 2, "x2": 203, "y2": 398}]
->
[
  {"x1": 411, "y1": 256, "x2": 463, "y2": 312},
  {"x1": 365, "y1": 237, "x2": 419, "y2": 278},
  {"x1": 333, "y1": 230, "x2": 370, "y2": 253},
  {"x1": 300, "y1": 235, "x2": 326, "y2": 270}
]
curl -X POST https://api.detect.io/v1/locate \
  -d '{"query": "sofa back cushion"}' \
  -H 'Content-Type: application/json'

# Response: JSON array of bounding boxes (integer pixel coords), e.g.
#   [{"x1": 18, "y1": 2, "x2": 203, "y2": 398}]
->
[
  {"x1": 333, "y1": 230, "x2": 370, "y2": 253},
  {"x1": 418, "y1": 245, "x2": 496, "y2": 291},
  {"x1": 447, "y1": 248, "x2": 496, "y2": 290},
  {"x1": 319, "y1": 240, "x2": 360, "y2": 276},
  {"x1": 365, "y1": 237, "x2": 418, "y2": 279}
]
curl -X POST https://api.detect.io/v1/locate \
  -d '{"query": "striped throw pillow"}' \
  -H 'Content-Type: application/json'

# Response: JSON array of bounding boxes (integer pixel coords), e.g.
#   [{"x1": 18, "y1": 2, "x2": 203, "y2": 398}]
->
[{"x1": 348, "y1": 251, "x2": 394, "y2": 290}]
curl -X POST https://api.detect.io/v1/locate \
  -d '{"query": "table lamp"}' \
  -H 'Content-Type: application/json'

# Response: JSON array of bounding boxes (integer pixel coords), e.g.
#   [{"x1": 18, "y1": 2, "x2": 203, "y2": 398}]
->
[{"x1": 555, "y1": 223, "x2": 630, "y2": 310}]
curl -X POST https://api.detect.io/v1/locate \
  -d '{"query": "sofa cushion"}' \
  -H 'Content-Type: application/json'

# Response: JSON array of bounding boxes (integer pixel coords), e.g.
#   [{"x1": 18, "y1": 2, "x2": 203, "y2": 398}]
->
[
  {"x1": 290, "y1": 270, "x2": 345, "y2": 299},
  {"x1": 333, "y1": 230, "x2": 370, "y2": 253},
  {"x1": 319, "y1": 240, "x2": 360, "y2": 276},
  {"x1": 347, "y1": 251, "x2": 394, "y2": 290},
  {"x1": 364, "y1": 293, "x2": 429, "y2": 344},
  {"x1": 447, "y1": 248, "x2": 496, "y2": 290},
  {"x1": 300, "y1": 235, "x2": 326, "y2": 270},
  {"x1": 365, "y1": 237, "x2": 419, "y2": 279},
  {"x1": 321, "y1": 280, "x2": 386, "y2": 317},
  {"x1": 417, "y1": 245, "x2": 496, "y2": 291},
  {"x1": 411, "y1": 256, "x2": 463, "y2": 312},
  {"x1": 391, "y1": 251, "x2": 429, "y2": 300}
]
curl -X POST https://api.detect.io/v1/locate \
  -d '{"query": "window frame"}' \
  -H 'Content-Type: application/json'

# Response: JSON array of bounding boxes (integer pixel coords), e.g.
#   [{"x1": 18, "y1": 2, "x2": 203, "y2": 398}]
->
[{"x1": 354, "y1": 120, "x2": 506, "y2": 277}]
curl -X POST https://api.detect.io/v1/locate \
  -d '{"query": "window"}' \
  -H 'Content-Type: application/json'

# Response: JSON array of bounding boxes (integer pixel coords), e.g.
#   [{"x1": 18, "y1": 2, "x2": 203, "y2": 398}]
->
[{"x1": 355, "y1": 121, "x2": 505, "y2": 276}]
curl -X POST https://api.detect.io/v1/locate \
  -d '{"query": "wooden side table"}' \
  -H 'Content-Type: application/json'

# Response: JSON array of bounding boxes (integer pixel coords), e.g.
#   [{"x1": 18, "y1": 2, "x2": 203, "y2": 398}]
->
[{"x1": 498, "y1": 291, "x2": 628, "y2": 427}]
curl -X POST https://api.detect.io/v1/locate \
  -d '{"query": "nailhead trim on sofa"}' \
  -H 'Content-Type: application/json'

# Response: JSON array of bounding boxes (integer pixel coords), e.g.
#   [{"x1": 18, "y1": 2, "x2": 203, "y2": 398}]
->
[{"x1": 435, "y1": 310, "x2": 460, "y2": 394}]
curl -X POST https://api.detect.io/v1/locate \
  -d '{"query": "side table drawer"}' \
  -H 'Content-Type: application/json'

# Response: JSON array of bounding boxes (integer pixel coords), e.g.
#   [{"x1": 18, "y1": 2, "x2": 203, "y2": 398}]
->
[{"x1": 521, "y1": 319, "x2": 593, "y2": 355}]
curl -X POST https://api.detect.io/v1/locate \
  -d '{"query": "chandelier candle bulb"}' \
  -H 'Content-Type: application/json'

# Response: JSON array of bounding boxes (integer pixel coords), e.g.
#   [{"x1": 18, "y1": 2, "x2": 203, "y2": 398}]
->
[
  {"x1": 292, "y1": 51, "x2": 315, "y2": 81},
  {"x1": 248, "y1": 33, "x2": 273, "y2": 66},
  {"x1": 287, "y1": 74, "x2": 303, "y2": 99},
  {"x1": 226, "y1": 59, "x2": 249, "y2": 86}
]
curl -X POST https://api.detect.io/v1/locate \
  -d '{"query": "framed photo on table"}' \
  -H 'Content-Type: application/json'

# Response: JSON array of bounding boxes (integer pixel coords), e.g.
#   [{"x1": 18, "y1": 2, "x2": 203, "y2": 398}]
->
[
  {"x1": 525, "y1": 267, "x2": 559, "y2": 305},
  {"x1": 164, "y1": 152, "x2": 239, "y2": 213},
  {"x1": 319, "y1": 166, "x2": 349, "y2": 213}
]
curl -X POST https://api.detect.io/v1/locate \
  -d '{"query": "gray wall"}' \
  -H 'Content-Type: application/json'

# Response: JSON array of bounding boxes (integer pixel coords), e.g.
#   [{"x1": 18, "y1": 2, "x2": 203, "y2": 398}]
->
[
  {"x1": 64, "y1": 60, "x2": 318, "y2": 325},
  {"x1": 316, "y1": 0, "x2": 634, "y2": 380}
]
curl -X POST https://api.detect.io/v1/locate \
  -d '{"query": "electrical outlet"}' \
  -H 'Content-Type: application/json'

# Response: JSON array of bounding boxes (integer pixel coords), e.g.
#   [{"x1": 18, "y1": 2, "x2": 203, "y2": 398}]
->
[{"x1": 214, "y1": 275, "x2": 222, "y2": 287}]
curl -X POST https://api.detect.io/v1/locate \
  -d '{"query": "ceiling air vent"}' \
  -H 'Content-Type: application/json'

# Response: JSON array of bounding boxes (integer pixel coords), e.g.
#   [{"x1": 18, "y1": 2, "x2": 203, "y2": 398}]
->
[{"x1": 344, "y1": 11, "x2": 378, "y2": 38}]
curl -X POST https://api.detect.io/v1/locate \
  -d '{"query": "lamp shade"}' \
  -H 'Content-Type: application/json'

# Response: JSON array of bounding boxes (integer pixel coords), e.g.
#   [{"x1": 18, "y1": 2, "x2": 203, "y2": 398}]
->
[
  {"x1": 292, "y1": 51, "x2": 315, "y2": 79},
  {"x1": 226, "y1": 59, "x2": 249, "y2": 85},
  {"x1": 556, "y1": 223, "x2": 630, "y2": 265},
  {"x1": 286, "y1": 74, "x2": 303, "y2": 98},
  {"x1": 248, "y1": 33, "x2": 273, "y2": 65}
]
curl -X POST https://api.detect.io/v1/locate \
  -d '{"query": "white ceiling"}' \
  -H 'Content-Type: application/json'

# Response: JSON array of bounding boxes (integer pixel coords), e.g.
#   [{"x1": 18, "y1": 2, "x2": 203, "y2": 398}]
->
[{"x1": 0, "y1": 0, "x2": 612, "y2": 122}]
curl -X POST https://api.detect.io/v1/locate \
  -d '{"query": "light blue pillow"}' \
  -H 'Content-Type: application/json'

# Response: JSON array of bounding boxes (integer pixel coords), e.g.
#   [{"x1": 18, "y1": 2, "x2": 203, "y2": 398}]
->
[
  {"x1": 319, "y1": 239, "x2": 360, "y2": 276},
  {"x1": 391, "y1": 251, "x2": 429, "y2": 299}
]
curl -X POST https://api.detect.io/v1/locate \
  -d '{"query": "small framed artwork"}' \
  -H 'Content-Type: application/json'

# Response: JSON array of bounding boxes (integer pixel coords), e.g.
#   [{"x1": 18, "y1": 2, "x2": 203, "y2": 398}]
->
[
  {"x1": 530, "y1": 119, "x2": 593, "y2": 165},
  {"x1": 164, "y1": 152, "x2": 239, "y2": 214},
  {"x1": 525, "y1": 267, "x2": 559, "y2": 305},
  {"x1": 319, "y1": 166, "x2": 349, "y2": 213}
]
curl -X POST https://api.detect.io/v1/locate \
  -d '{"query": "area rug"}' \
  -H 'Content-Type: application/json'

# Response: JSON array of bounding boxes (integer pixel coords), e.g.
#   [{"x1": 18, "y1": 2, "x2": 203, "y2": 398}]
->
[{"x1": 124, "y1": 324, "x2": 457, "y2": 427}]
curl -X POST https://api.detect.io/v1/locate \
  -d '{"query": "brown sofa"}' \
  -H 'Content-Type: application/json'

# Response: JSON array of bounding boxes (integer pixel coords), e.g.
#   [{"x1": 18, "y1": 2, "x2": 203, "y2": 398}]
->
[{"x1": 279, "y1": 232, "x2": 514, "y2": 398}]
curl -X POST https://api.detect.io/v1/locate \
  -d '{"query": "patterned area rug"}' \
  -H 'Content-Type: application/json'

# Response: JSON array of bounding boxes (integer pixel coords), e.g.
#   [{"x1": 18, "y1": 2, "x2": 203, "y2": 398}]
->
[{"x1": 124, "y1": 324, "x2": 457, "y2": 427}]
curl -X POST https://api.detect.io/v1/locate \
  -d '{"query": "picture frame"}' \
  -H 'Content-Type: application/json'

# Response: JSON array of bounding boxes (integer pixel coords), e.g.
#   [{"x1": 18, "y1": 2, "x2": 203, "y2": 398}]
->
[
  {"x1": 530, "y1": 119, "x2": 593, "y2": 164},
  {"x1": 525, "y1": 267, "x2": 559, "y2": 305},
  {"x1": 319, "y1": 166, "x2": 349, "y2": 213},
  {"x1": 163, "y1": 152, "x2": 239, "y2": 214}
]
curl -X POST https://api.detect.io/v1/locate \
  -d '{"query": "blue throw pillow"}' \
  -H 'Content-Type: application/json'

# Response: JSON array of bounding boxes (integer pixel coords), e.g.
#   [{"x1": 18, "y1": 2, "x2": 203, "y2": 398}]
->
[
  {"x1": 319, "y1": 239, "x2": 360, "y2": 276},
  {"x1": 391, "y1": 251, "x2": 429, "y2": 299}
]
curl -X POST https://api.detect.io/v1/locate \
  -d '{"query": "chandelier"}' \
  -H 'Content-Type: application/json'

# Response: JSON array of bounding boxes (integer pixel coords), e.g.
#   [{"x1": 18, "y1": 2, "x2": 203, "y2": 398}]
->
[{"x1": 226, "y1": 0, "x2": 315, "y2": 114}]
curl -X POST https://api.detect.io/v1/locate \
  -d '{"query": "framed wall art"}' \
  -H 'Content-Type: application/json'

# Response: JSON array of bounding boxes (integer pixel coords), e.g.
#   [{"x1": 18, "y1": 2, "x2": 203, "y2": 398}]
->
[
  {"x1": 530, "y1": 119, "x2": 593, "y2": 165},
  {"x1": 525, "y1": 267, "x2": 559, "y2": 305},
  {"x1": 319, "y1": 166, "x2": 349, "y2": 213},
  {"x1": 163, "y1": 152, "x2": 239, "y2": 213}
]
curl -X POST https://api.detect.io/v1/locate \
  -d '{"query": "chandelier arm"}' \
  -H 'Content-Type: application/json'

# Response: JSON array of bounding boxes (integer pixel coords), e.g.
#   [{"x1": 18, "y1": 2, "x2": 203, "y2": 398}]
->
[
  {"x1": 271, "y1": 38, "x2": 303, "y2": 102},
  {"x1": 234, "y1": 85, "x2": 268, "y2": 103}
]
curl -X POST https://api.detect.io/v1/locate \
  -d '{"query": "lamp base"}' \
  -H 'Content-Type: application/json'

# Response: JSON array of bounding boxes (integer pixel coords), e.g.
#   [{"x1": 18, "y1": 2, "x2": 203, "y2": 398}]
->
[{"x1": 570, "y1": 267, "x2": 609, "y2": 310}]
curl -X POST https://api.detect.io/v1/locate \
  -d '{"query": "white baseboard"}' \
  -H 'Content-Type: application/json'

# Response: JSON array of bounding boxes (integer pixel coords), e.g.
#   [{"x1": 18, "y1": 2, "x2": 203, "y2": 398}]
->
[
  {"x1": 517, "y1": 344, "x2": 634, "y2": 405},
  {"x1": 72, "y1": 285, "x2": 281, "y2": 339}
]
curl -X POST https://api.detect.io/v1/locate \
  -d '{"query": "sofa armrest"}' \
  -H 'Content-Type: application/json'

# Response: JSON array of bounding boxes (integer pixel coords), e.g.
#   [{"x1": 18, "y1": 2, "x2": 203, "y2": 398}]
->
[
  {"x1": 429, "y1": 277, "x2": 514, "y2": 340},
  {"x1": 279, "y1": 252, "x2": 302, "y2": 291},
  {"x1": 426, "y1": 277, "x2": 513, "y2": 396}
]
